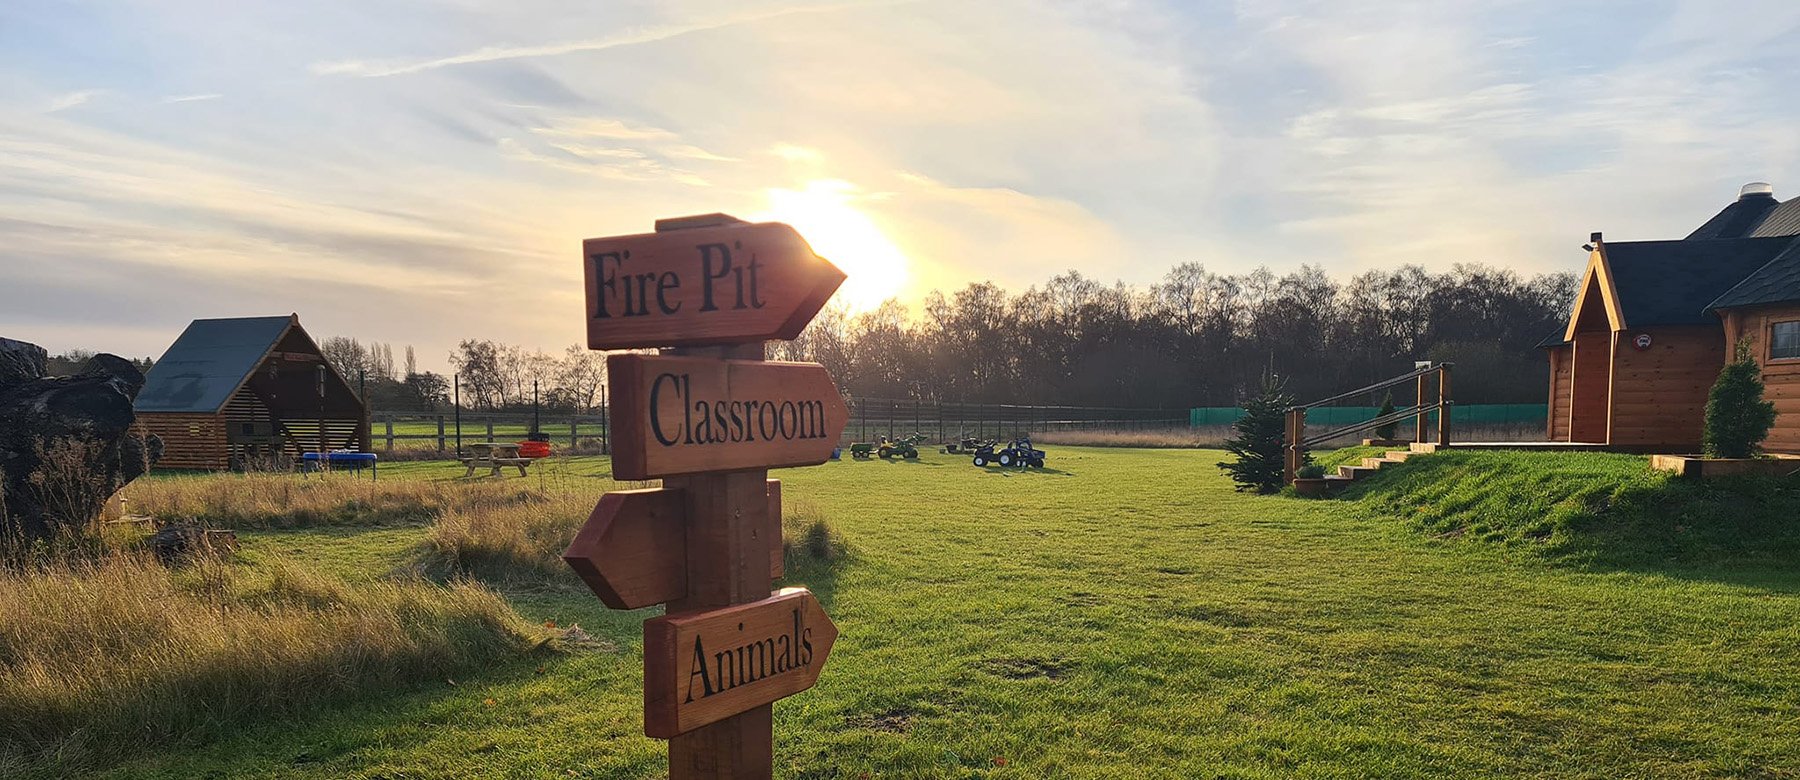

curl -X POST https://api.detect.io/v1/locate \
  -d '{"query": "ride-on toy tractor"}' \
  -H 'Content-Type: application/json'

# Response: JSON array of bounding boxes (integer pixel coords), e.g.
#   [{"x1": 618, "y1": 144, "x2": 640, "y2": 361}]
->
[
  {"x1": 942, "y1": 431, "x2": 993, "y2": 454},
  {"x1": 848, "y1": 442, "x2": 876, "y2": 460},
  {"x1": 971, "y1": 438, "x2": 1047, "y2": 468},
  {"x1": 878, "y1": 433, "x2": 925, "y2": 459}
]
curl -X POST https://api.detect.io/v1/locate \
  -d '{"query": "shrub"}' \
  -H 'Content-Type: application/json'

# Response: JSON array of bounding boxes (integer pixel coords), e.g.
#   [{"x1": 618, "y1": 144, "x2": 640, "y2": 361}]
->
[
  {"x1": 1374, "y1": 390, "x2": 1399, "y2": 440},
  {"x1": 1704, "y1": 339, "x2": 1777, "y2": 459},
  {"x1": 1296, "y1": 464, "x2": 1326, "y2": 479},
  {"x1": 1217, "y1": 375, "x2": 1299, "y2": 494},
  {"x1": 0, "y1": 553, "x2": 542, "y2": 776}
]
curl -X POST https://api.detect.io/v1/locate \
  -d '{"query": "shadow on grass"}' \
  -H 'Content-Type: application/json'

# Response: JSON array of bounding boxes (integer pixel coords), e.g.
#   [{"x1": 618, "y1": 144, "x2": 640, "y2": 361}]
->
[{"x1": 1331, "y1": 449, "x2": 1800, "y2": 584}]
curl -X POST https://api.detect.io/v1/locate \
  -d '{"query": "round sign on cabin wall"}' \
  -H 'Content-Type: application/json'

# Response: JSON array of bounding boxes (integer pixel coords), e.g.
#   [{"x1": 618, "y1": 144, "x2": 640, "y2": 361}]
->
[{"x1": 1633, "y1": 333, "x2": 1653, "y2": 351}]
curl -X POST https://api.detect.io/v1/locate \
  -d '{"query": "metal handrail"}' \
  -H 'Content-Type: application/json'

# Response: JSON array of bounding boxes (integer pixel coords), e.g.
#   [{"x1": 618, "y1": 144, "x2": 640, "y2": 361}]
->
[
  {"x1": 1299, "y1": 403, "x2": 1446, "y2": 448},
  {"x1": 1288, "y1": 362, "x2": 1450, "y2": 412}
]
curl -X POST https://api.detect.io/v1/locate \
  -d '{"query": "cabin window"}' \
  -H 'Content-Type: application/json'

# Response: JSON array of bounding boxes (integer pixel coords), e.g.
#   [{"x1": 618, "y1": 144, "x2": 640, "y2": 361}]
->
[{"x1": 1773, "y1": 321, "x2": 1800, "y2": 360}]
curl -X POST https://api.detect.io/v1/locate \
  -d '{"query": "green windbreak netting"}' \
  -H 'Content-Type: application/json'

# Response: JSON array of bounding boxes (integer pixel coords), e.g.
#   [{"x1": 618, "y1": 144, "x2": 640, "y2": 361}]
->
[{"x1": 1190, "y1": 404, "x2": 1547, "y2": 428}]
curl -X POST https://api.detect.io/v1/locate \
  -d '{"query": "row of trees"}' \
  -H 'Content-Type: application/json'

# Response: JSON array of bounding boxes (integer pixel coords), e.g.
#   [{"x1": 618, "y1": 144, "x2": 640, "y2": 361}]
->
[
  {"x1": 317, "y1": 261, "x2": 1576, "y2": 414},
  {"x1": 773, "y1": 263, "x2": 1577, "y2": 408}
]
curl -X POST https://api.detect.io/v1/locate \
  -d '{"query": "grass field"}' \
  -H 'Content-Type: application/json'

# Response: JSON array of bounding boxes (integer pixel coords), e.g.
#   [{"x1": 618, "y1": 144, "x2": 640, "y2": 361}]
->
[{"x1": 40, "y1": 447, "x2": 1800, "y2": 778}]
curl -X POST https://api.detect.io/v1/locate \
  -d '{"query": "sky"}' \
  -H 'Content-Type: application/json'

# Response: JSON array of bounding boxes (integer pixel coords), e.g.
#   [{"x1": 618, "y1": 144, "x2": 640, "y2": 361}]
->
[{"x1": 2, "y1": 0, "x2": 1798, "y2": 370}]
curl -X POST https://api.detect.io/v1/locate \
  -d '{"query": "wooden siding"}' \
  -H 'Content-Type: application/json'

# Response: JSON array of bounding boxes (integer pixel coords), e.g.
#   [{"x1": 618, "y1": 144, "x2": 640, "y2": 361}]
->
[
  {"x1": 135, "y1": 413, "x2": 229, "y2": 470},
  {"x1": 1547, "y1": 345, "x2": 1572, "y2": 441},
  {"x1": 1724, "y1": 303, "x2": 1800, "y2": 454},
  {"x1": 1605, "y1": 325, "x2": 1723, "y2": 449},
  {"x1": 1569, "y1": 330, "x2": 1612, "y2": 443}
]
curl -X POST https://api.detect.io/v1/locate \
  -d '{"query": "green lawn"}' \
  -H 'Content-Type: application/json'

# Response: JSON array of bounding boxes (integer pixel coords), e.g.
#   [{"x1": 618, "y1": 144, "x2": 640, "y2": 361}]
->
[{"x1": 104, "y1": 448, "x2": 1800, "y2": 779}]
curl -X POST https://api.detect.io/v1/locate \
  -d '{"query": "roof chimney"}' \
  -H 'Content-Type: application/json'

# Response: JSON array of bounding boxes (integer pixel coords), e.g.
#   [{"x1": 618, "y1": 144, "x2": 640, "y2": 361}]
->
[{"x1": 1740, "y1": 181, "x2": 1775, "y2": 200}]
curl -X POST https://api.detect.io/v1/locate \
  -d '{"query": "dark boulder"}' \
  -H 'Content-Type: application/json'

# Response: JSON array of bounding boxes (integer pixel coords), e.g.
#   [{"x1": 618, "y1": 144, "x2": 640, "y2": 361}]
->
[{"x1": 0, "y1": 338, "x2": 162, "y2": 542}]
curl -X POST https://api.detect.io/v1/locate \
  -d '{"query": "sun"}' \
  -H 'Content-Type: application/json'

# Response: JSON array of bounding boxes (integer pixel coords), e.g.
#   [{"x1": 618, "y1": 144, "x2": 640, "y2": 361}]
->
[{"x1": 752, "y1": 180, "x2": 908, "y2": 312}]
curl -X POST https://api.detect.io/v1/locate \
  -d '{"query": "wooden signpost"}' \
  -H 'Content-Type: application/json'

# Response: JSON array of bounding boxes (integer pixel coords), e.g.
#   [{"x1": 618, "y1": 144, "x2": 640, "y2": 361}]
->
[{"x1": 563, "y1": 214, "x2": 846, "y2": 780}]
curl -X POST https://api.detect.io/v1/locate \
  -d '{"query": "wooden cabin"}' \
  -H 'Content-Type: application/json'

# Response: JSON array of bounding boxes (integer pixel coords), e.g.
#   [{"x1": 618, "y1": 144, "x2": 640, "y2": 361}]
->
[
  {"x1": 1543, "y1": 183, "x2": 1800, "y2": 453},
  {"x1": 134, "y1": 315, "x2": 369, "y2": 469}
]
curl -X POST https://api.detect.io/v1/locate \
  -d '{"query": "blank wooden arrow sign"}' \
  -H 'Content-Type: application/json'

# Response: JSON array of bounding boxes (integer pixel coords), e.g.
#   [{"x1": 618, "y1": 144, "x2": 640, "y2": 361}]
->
[
  {"x1": 644, "y1": 587, "x2": 837, "y2": 738},
  {"x1": 561, "y1": 481, "x2": 784, "y2": 609},
  {"x1": 583, "y1": 219, "x2": 846, "y2": 350},
  {"x1": 608, "y1": 355, "x2": 849, "y2": 480}
]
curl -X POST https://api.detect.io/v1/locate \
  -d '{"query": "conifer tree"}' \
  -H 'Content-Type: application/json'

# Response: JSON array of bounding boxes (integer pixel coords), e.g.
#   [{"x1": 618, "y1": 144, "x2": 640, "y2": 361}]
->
[
  {"x1": 1218, "y1": 374, "x2": 1300, "y2": 493},
  {"x1": 1704, "y1": 339, "x2": 1776, "y2": 459},
  {"x1": 1374, "y1": 389, "x2": 1399, "y2": 440}
]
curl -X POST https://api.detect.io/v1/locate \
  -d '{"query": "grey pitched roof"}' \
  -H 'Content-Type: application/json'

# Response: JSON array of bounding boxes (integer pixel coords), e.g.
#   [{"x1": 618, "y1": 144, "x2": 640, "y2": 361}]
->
[
  {"x1": 1605, "y1": 238, "x2": 1796, "y2": 326},
  {"x1": 135, "y1": 316, "x2": 295, "y2": 413},
  {"x1": 1688, "y1": 192, "x2": 1781, "y2": 239},
  {"x1": 1749, "y1": 197, "x2": 1800, "y2": 238},
  {"x1": 1708, "y1": 238, "x2": 1800, "y2": 311}
]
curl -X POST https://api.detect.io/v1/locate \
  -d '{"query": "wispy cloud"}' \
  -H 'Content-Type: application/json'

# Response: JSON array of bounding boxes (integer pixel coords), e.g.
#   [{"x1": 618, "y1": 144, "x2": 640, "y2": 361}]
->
[
  {"x1": 161, "y1": 93, "x2": 222, "y2": 103},
  {"x1": 47, "y1": 90, "x2": 100, "y2": 113},
  {"x1": 309, "y1": 2, "x2": 883, "y2": 78}
]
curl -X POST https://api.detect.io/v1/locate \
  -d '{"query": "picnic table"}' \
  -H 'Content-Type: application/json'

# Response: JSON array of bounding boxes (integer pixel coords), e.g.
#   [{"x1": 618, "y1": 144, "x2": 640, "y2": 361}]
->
[{"x1": 460, "y1": 442, "x2": 531, "y2": 478}]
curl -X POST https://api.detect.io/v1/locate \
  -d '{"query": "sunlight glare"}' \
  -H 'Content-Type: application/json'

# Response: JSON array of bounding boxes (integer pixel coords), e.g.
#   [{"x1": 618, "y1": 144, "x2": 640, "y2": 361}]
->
[{"x1": 753, "y1": 180, "x2": 909, "y2": 312}]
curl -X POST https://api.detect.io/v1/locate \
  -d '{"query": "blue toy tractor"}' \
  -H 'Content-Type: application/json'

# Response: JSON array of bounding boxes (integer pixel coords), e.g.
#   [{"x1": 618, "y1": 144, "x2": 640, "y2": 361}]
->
[{"x1": 971, "y1": 438, "x2": 1046, "y2": 468}]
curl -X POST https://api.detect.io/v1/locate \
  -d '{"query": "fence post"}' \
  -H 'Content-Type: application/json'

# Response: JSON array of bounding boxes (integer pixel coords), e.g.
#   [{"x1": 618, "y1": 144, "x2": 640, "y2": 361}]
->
[
  {"x1": 384, "y1": 418, "x2": 394, "y2": 451},
  {"x1": 1284, "y1": 409, "x2": 1305, "y2": 483},
  {"x1": 570, "y1": 419, "x2": 579, "y2": 450},
  {"x1": 486, "y1": 420, "x2": 494, "y2": 442},
  {"x1": 436, "y1": 415, "x2": 445, "y2": 454},
  {"x1": 1415, "y1": 373, "x2": 1428, "y2": 443},
  {"x1": 1438, "y1": 364, "x2": 1453, "y2": 446}
]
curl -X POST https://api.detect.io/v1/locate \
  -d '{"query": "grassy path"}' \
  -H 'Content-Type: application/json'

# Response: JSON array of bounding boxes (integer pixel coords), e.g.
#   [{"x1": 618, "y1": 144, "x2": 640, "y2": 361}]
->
[{"x1": 109, "y1": 448, "x2": 1800, "y2": 778}]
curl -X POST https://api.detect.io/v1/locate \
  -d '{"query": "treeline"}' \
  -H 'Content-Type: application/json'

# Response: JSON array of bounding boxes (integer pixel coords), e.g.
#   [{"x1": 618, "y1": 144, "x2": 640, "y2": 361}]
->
[
  {"x1": 316, "y1": 337, "x2": 607, "y2": 414},
  {"x1": 42, "y1": 349, "x2": 154, "y2": 376},
  {"x1": 771, "y1": 263, "x2": 1577, "y2": 408}
]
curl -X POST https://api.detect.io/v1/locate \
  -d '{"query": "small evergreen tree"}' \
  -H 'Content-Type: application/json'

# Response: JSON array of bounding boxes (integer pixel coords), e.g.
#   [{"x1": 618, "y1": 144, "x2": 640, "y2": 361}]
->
[
  {"x1": 1374, "y1": 389, "x2": 1399, "y2": 440},
  {"x1": 1218, "y1": 374, "x2": 1300, "y2": 493},
  {"x1": 1704, "y1": 339, "x2": 1776, "y2": 459}
]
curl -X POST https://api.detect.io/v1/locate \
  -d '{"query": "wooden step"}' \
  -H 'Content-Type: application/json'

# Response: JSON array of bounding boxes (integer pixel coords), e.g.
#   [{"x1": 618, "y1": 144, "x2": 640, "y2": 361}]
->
[
  {"x1": 1409, "y1": 442, "x2": 1441, "y2": 454},
  {"x1": 1338, "y1": 465, "x2": 1378, "y2": 479},
  {"x1": 1361, "y1": 456, "x2": 1397, "y2": 469},
  {"x1": 1384, "y1": 450, "x2": 1414, "y2": 462}
]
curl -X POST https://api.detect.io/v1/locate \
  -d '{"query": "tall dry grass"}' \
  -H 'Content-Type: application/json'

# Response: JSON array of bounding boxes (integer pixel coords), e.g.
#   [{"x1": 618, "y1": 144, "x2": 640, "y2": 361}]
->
[
  {"x1": 123, "y1": 473, "x2": 547, "y2": 529},
  {"x1": 0, "y1": 552, "x2": 542, "y2": 777},
  {"x1": 421, "y1": 488, "x2": 848, "y2": 588}
]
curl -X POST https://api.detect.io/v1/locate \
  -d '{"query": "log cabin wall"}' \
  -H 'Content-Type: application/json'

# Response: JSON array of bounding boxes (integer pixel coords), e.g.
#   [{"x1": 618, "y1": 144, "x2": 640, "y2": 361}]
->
[
  {"x1": 1723, "y1": 303, "x2": 1800, "y2": 454},
  {"x1": 134, "y1": 413, "x2": 229, "y2": 470},
  {"x1": 1605, "y1": 325, "x2": 1724, "y2": 449},
  {"x1": 1546, "y1": 345, "x2": 1573, "y2": 441}
]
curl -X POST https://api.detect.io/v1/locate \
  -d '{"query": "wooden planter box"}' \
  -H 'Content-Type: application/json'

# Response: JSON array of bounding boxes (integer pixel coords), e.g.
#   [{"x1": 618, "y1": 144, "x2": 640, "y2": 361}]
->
[
  {"x1": 1651, "y1": 454, "x2": 1800, "y2": 479},
  {"x1": 1292, "y1": 477, "x2": 1332, "y2": 497}
]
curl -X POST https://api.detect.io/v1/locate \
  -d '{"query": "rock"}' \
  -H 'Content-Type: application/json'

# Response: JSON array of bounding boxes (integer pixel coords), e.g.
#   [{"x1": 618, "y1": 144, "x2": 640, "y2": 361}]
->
[
  {"x1": 0, "y1": 339, "x2": 162, "y2": 541},
  {"x1": 148, "y1": 525, "x2": 238, "y2": 563}
]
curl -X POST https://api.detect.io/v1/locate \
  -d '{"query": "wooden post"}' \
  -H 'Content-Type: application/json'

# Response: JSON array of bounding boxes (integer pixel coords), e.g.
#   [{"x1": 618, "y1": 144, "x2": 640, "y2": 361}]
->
[
  {"x1": 1284, "y1": 408, "x2": 1304, "y2": 483},
  {"x1": 1415, "y1": 373, "x2": 1427, "y2": 443},
  {"x1": 485, "y1": 420, "x2": 494, "y2": 443},
  {"x1": 663, "y1": 342, "x2": 774, "y2": 780},
  {"x1": 570, "y1": 419, "x2": 579, "y2": 450},
  {"x1": 1438, "y1": 364, "x2": 1453, "y2": 446},
  {"x1": 436, "y1": 415, "x2": 445, "y2": 454},
  {"x1": 384, "y1": 419, "x2": 394, "y2": 451}
]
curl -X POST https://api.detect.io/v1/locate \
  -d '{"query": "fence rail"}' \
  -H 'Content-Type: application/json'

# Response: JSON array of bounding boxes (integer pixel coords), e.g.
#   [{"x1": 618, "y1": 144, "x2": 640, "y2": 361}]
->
[{"x1": 371, "y1": 399, "x2": 1549, "y2": 454}]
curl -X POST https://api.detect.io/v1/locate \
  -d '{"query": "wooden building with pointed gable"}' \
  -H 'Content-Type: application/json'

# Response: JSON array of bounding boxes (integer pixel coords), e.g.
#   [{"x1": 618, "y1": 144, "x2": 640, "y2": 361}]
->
[
  {"x1": 1544, "y1": 182, "x2": 1800, "y2": 452},
  {"x1": 134, "y1": 314, "x2": 369, "y2": 469}
]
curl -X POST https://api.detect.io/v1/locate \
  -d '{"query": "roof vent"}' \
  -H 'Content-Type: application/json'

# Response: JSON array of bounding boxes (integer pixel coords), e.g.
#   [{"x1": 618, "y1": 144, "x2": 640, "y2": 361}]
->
[{"x1": 1740, "y1": 181, "x2": 1774, "y2": 199}]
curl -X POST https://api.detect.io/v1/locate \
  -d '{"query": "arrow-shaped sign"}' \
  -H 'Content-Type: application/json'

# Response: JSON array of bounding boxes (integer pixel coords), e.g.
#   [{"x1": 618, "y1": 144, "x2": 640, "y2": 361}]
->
[
  {"x1": 561, "y1": 481, "x2": 784, "y2": 610},
  {"x1": 607, "y1": 355, "x2": 849, "y2": 480},
  {"x1": 582, "y1": 219, "x2": 846, "y2": 350},
  {"x1": 644, "y1": 587, "x2": 837, "y2": 738}
]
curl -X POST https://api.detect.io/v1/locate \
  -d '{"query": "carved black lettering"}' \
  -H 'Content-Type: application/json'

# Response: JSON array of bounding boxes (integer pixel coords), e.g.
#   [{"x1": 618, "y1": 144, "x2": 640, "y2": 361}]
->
[
  {"x1": 686, "y1": 636, "x2": 713, "y2": 702},
  {"x1": 698, "y1": 243, "x2": 732, "y2": 312},
  {"x1": 591, "y1": 251, "x2": 626, "y2": 319},
  {"x1": 650, "y1": 373, "x2": 681, "y2": 446},
  {"x1": 655, "y1": 271, "x2": 682, "y2": 315}
]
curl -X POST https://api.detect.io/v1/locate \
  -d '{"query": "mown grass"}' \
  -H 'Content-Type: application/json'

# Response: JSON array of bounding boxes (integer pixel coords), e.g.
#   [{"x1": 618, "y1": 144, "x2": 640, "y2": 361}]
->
[
  {"x1": 0, "y1": 552, "x2": 545, "y2": 778},
  {"x1": 51, "y1": 447, "x2": 1800, "y2": 778}
]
